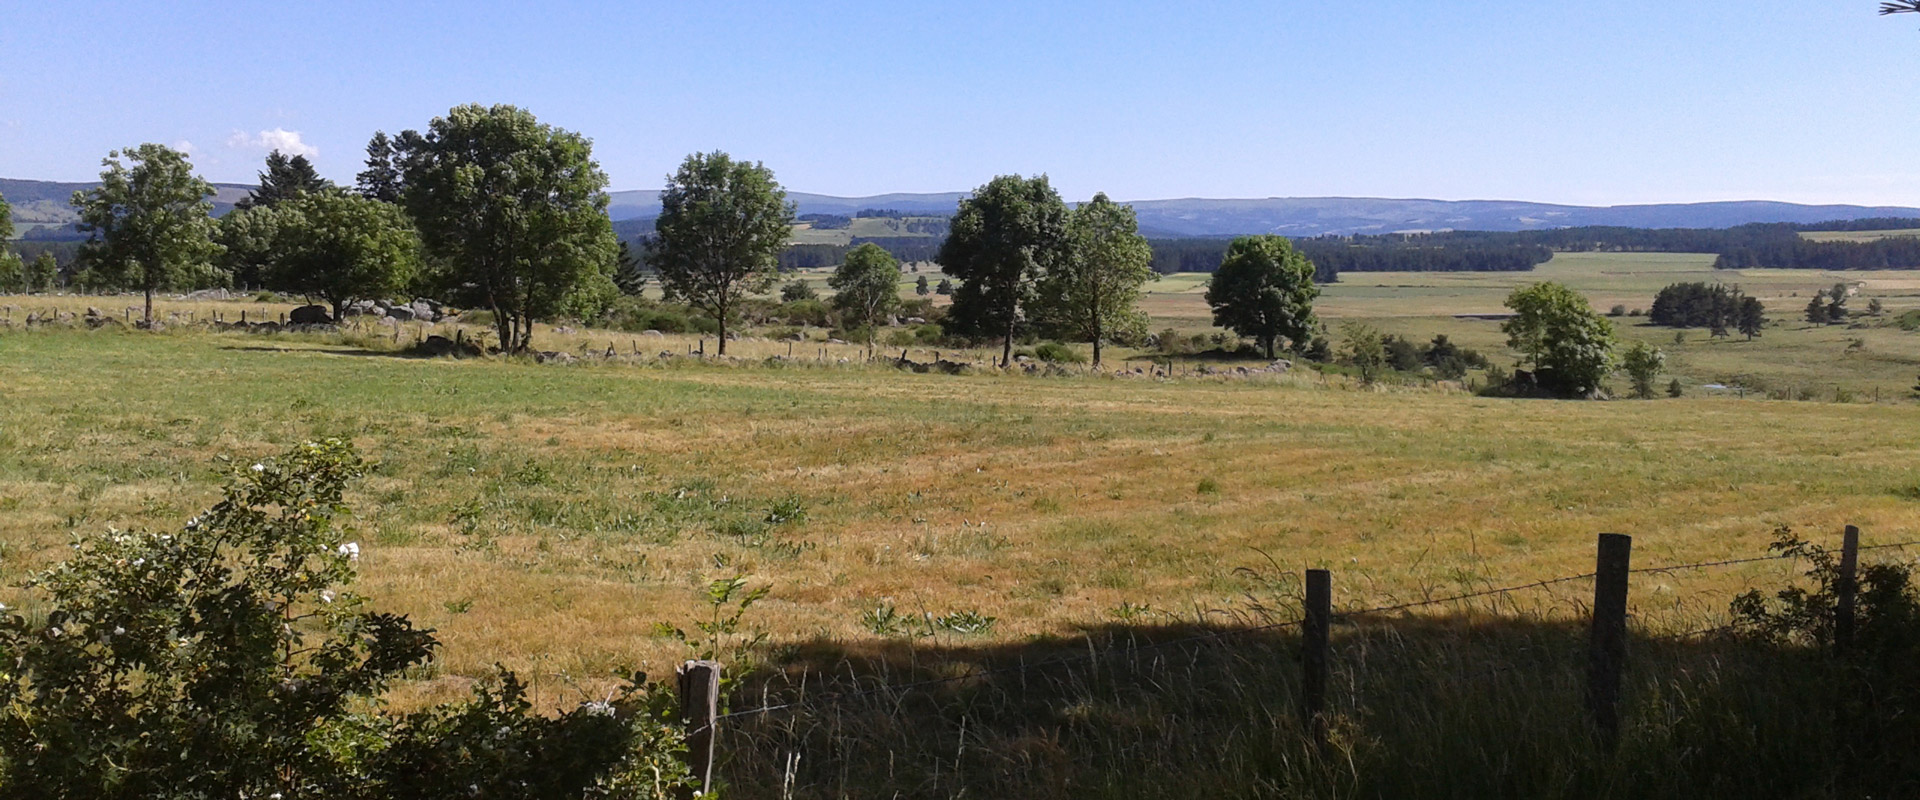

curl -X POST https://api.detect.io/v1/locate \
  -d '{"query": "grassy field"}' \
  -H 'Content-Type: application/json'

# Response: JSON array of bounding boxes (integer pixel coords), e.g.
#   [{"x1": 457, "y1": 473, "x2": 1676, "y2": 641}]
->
[{"x1": 4, "y1": 252, "x2": 1920, "y2": 794}]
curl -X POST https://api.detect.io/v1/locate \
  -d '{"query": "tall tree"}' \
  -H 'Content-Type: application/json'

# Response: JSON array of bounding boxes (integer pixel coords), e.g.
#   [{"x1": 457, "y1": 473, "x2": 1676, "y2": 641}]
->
[
  {"x1": 71, "y1": 144, "x2": 223, "y2": 324},
  {"x1": 0, "y1": 191, "x2": 16, "y2": 293},
  {"x1": 648, "y1": 151, "x2": 795, "y2": 356},
  {"x1": 399, "y1": 104, "x2": 618, "y2": 353},
  {"x1": 1621, "y1": 341, "x2": 1665, "y2": 399},
  {"x1": 233, "y1": 151, "x2": 332, "y2": 211},
  {"x1": 830, "y1": 242, "x2": 902, "y2": 357},
  {"x1": 1805, "y1": 295, "x2": 1829, "y2": 325},
  {"x1": 938, "y1": 174, "x2": 1071, "y2": 367},
  {"x1": 263, "y1": 192, "x2": 422, "y2": 321},
  {"x1": 1501, "y1": 282, "x2": 1616, "y2": 396},
  {"x1": 1203, "y1": 235, "x2": 1321, "y2": 359},
  {"x1": 215, "y1": 203, "x2": 285, "y2": 291},
  {"x1": 355, "y1": 131, "x2": 407, "y2": 203},
  {"x1": 612, "y1": 240, "x2": 647, "y2": 295},
  {"x1": 0, "y1": 189, "x2": 12, "y2": 241},
  {"x1": 1737, "y1": 296, "x2": 1766, "y2": 340},
  {"x1": 1036, "y1": 193, "x2": 1156, "y2": 367}
]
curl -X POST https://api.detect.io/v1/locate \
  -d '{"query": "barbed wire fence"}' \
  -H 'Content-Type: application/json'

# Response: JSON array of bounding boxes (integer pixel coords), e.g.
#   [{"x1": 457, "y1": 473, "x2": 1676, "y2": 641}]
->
[{"x1": 670, "y1": 530, "x2": 1920, "y2": 794}]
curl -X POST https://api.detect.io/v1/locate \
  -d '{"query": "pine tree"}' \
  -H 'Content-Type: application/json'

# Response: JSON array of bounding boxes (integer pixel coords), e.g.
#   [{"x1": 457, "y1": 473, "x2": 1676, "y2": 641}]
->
[{"x1": 234, "y1": 151, "x2": 331, "y2": 210}]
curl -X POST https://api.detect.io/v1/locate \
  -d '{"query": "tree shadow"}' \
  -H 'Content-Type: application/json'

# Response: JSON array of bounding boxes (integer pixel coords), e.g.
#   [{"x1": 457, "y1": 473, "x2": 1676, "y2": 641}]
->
[{"x1": 715, "y1": 614, "x2": 1916, "y2": 800}]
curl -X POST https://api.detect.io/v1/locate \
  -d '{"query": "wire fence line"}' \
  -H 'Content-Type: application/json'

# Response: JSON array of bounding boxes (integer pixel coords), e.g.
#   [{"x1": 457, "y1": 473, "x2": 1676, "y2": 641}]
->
[{"x1": 708, "y1": 536, "x2": 1920, "y2": 724}]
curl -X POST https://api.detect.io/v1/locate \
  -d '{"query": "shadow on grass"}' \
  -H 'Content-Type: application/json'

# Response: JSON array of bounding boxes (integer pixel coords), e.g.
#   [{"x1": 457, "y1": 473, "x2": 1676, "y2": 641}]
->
[
  {"x1": 218, "y1": 345, "x2": 442, "y2": 360},
  {"x1": 717, "y1": 615, "x2": 1916, "y2": 800}
]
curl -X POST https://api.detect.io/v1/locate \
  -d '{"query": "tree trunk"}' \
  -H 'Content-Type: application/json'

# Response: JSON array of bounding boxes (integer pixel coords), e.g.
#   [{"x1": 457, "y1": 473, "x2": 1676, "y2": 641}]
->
[
  {"x1": 1092, "y1": 319, "x2": 1103, "y2": 368},
  {"x1": 331, "y1": 298, "x2": 345, "y2": 324},
  {"x1": 144, "y1": 286, "x2": 154, "y2": 326},
  {"x1": 716, "y1": 306, "x2": 729, "y2": 356},
  {"x1": 492, "y1": 303, "x2": 514, "y2": 355}
]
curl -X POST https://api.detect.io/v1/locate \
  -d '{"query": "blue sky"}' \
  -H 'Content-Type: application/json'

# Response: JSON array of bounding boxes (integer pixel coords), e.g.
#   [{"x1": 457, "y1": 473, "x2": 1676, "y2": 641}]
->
[{"x1": 1, "y1": 1, "x2": 1915, "y2": 205}]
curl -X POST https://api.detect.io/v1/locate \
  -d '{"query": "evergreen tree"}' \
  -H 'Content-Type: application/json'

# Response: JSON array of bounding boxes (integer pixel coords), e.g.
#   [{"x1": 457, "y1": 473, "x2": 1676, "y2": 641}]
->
[
  {"x1": 355, "y1": 131, "x2": 406, "y2": 203},
  {"x1": 233, "y1": 151, "x2": 331, "y2": 210},
  {"x1": 1806, "y1": 295, "x2": 1829, "y2": 325},
  {"x1": 1737, "y1": 296, "x2": 1766, "y2": 340},
  {"x1": 915, "y1": 275, "x2": 930, "y2": 295}
]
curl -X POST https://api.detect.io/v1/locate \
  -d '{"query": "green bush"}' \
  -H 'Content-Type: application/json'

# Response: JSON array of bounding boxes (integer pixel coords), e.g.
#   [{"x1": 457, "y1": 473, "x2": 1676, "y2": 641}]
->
[
  {"x1": 776, "y1": 298, "x2": 834, "y2": 328},
  {"x1": 1032, "y1": 342, "x2": 1086, "y2": 364},
  {"x1": 0, "y1": 440, "x2": 691, "y2": 798}
]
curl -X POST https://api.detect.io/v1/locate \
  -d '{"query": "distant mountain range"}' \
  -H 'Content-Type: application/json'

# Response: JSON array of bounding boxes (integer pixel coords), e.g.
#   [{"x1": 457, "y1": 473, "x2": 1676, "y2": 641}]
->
[{"x1": 10, "y1": 177, "x2": 1920, "y2": 240}]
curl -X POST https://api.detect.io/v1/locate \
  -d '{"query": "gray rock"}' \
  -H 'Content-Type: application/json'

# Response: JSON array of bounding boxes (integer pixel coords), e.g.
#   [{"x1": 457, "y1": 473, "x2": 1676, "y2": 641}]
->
[
  {"x1": 642, "y1": 329, "x2": 665, "y2": 337},
  {"x1": 410, "y1": 300, "x2": 435, "y2": 321},
  {"x1": 384, "y1": 306, "x2": 415, "y2": 322},
  {"x1": 905, "y1": 317, "x2": 927, "y2": 324},
  {"x1": 289, "y1": 305, "x2": 332, "y2": 325},
  {"x1": 536, "y1": 351, "x2": 577, "y2": 364}
]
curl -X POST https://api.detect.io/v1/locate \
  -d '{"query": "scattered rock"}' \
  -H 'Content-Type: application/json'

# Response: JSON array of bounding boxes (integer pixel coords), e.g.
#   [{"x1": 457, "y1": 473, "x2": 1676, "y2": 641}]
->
[
  {"x1": 136, "y1": 319, "x2": 166, "y2": 332},
  {"x1": 384, "y1": 306, "x2": 415, "y2": 322},
  {"x1": 642, "y1": 330, "x2": 665, "y2": 337},
  {"x1": 410, "y1": 301, "x2": 435, "y2": 321},
  {"x1": 536, "y1": 351, "x2": 577, "y2": 365},
  {"x1": 826, "y1": 338, "x2": 848, "y2": 345},
  {"x1": 905, "y1": 317, "x2": 927, "y2": 324},
  {"x1": 289, "y1": 305, "x2": 332, "y2": 325}
]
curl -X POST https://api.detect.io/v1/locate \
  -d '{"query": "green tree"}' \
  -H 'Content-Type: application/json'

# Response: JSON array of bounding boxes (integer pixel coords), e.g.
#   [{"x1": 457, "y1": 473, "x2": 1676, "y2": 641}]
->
[
  {"x1": 355, "y1": 130, "x2": 412, "y2": 203},
  {"x1": 939, "y1": 174, "x2": 1071, "y2": 367},
  {"x1": 215, "y1": 202, "x2": 285, "y2": 290},
  {"x1": 1738, "y1": 296, "x2": 1766, "y2": 340},
  {"x1": 1341, "y1": 321, "x2": 1387, "y2": 384},
  {"x1": 649, "y1": 151, "x2": 795, "y2": 356},
  {"x1": 830, "y1": 242, "x2": 902, "y2": 356},
  {"x1": 915, "y1": 274, "x2": 930, "y2": 295},
  {"x1": 71, "y1": 144, "x2": 223, "y2": 324},
  {"x1": 263, "y1": 192, "x2": 422, "y2": 321},
  {"x1": 780, "y1": 279, "x2": 818, "y2": 302},
  {"x1": 935, "y1": 277, "x2": 953, "y2": 295},
  {"x1": 399, "y1": 104, "x2": 619, "y2": 353},
  {"x1": 26, "y1": 252, "x2": 59, "y2": 293},
  {"x1": 1035, "y1": 192, "x2": 1156, "y2": 367},
  {"x1": 0, "y1": 189, "x2": 12, "y2": 241},
  {"x1": 1805, "y1": 295, "x2": 1829, "y2": 325},
  {"x1": 1621, "y1": 340, "x2": 1666, "y2": 399},
  {"x1": 1501, "y1": 282, "x2": 1617, "y2": 396},
  {"x1": 233, "y1": 150, "x2": 332, "y2": 211},
  {"x1": 0, "y1": 251, "x2": 22, "y2": 294},
  {"x1": 1203, "y1": 235, "x2": 1320, "y2": 360},
  {"x1": 613, "y1": 239, "x2": 647, "y2": 295}
]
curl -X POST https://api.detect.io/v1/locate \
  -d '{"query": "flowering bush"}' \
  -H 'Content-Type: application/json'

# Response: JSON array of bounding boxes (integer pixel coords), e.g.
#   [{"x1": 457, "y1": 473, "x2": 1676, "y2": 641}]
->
[{"x1": 0, "y1": 440, "x2": 689, "y2": 799}]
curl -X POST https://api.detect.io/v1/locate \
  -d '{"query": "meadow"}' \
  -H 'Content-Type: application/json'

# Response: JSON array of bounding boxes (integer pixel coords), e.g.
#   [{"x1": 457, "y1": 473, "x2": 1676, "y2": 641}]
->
[{"x1": 2, "y1": 251, "x2": 1919, "y2": 795}]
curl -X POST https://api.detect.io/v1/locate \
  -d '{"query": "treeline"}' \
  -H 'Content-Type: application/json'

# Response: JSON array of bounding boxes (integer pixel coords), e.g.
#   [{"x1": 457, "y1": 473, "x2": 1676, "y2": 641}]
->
[
  {"x1": 1144, "y1": 237, "x2": 1545, "y2": 279},
  {"x1": 1714, "y1": 237, "x2": 1920, "y2": 270},
  {"x1": 771, "y1": 237, "x2": 945, "y2": 269},
  {"x1": 1647, "y1": 281, "x2": 1764, "y2": 338}
]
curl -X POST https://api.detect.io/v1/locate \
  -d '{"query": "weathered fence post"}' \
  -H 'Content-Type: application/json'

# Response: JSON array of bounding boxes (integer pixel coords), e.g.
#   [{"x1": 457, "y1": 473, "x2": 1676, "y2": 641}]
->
[
  {"x1": 1837, "y1": 525, "x2": 1860, "y2": 654},
  {"x1": 677, "y1": 660, "x2": 721, "y2": 798},
  {"x1": 1586, "y1": 533, "x2": 1632, "y2": 746},
  {"x1": 1303, "y1": 568, "x2": 1331, "y2": 751}
]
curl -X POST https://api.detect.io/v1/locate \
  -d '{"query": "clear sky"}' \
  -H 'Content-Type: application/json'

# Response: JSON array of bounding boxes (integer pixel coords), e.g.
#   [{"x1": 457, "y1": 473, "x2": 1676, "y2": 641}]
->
[{"x1": 1, "y1": 1, "x2": 1915, "y2": 206}]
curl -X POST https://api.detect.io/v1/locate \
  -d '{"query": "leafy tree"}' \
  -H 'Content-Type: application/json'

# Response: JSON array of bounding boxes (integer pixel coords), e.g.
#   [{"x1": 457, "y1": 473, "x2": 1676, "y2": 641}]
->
[
  {"x1": 399, "y1": 104, "x2": 619, "y2": 353},
  {"x1": 780, "y1": 279, "x2": 818, "y2": 302},
  {"x1": 830, "y1": 242, "x2": 902, "y2": 356},
  {"x1": 1806, "y1": 295, "x2": 1829, "y2": 325},
  {"x1": 71, "y1": 144, "x2": 223, "y2": 324},
  {"x1": 1502, "y1": 282, "x2": 1617, "y2": 396},
  {"x1": 263, "y1": 192, "x2": 422, "y2": 321},
  {"x1": 0, "y1": 190, "x2": 10, "y2": 240},
  {"x1": 214, "y1": 202, "x2": 285, "y2": 291},
  {"x1": 936, "y1": 278, "x2": 953, "y2": 295},
  {"x1": 233, "y1": 150, "x2": 332, "y2": 211},
  {"x1": 649, "y1": 151, "x2": 795, "y2": 356},
  {"x1": 1738, "y1": 296, "x2": 1766, "y2": 340},
  {"x1": 1383, "y1": 334, "x2": 1421, "y2": 372},
  {"x1": 1668, "y1": 378, "x2": 1684, "y2": 398},
  {"x1": 939, "y1": 174, "x2": 1071, "y2": 367},
  {"x1": 1341, "y1": 321, "x2": 1387, "y2": 384},
  {"x1": 1621, "y1": 340, "x2": 1665, "y2": 399},
  {"x1": 26, "y1": 252, "x2": 58, "y2": 293},
  {"x1": 0, "y1": 251, "x2": 22, "y2": 294},
  {"x1": 1203, "y1": 235, "x2": 1321, "y2": 360},
  {"x1": 1035, "y1": 193, "x2": 1156, "y2": 367},
  {"x1": 915, "y1": 274, "x2": 930, "y2": 295}
]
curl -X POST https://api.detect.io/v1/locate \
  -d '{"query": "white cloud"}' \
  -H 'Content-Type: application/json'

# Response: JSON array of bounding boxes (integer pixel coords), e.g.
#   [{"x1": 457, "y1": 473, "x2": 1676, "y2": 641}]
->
[
  {"x1": 226, "y1": 128, "x2": 317, "y2": 158},
  {"x1": 172, "y1": 139, "x2": 197, "y2": 155}
]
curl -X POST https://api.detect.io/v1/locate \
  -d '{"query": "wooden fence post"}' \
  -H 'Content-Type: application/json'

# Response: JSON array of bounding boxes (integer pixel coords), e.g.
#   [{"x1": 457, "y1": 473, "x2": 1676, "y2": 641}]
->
[
  {"x1": 1837, "y1": 525, "x2": 1860, "y2": 654},
  {"x1": 1586, "y1": 533, "x2": 1632, "y2": 746},
  {"x1": 1303, "y1": 568, "x2": 1331, "y2": 751},
  {"x1": 677, "y1": 659, "x2": 721, "y2": 798}
]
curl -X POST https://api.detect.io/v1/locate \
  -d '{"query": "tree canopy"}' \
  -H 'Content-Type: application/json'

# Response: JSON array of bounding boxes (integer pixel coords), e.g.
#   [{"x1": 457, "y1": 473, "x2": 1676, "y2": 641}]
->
[
  {"x1": 261, "y1": 191, "x2": 422, "y2": 321},
  {"x1": 1501, "y1": 282, "x2": 1617, "y2": 396},
  {"x1": 71, "y1": 144, "x2": 223, "y2": 323},
  {"x1": 938, "y1": 174, "x2": 1071, "y2": 366},
  {"x1": 398, "y1": 104, "x2": 618, "y2": 353},
  {"x1": 830, "y1": 242, "x2": 902, "y2": 354},
  {"x1": 1202, "y1": 235, "x2": 1321, "y2": 359},
  {"x1": 1036, "y1": 193, "x2": 1155, "y2": 367},
  {"x1": 648, "y1": 151, "x2": 795, "y2": 356}
]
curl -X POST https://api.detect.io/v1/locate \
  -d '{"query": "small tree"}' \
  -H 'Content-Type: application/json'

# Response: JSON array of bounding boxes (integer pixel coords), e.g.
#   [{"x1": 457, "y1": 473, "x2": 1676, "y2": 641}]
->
[
  {"x1": 1203, "y1": 235, "x2": 1320, "y2": 359},
  {"x1": 265, "y1": 192, "x2": 423, "y2": 321},
  {"x1": 1035, "y1": 192, "x2": 1156, "y2": 368},
  {"x1": 780, "y1": 279, "x2": 818, "y2": 302},
  {"x1": 1869, "y1": 297, "x2": 1885, "y2": 316},
  {"x1": 830, "y1": 242, "x2": 902, "y2": 356},
  {"x1": 1668, "y1": 378, "x2": 1684, "y2": 398},
  {"x1": 1341, "y1": 321, "x2": 1387, "y2": 384},
  {"x1": 915, "y1": 274, "x2": 931, "y2": 296},
  {"x1": 0, "y1": 252, "x2": 22, "y2": 294},
  {"x1": 1806, "y1": 295, "x2": 1829, "y2": 325},
  {"x1": 1502, "y1": 282, "x2": 1616, "y2": 396},
  {"x1": 1738, "y1": 296, "x2": 1766, "y2": 340},
  {"x1": 71, "y1": 144, "x2": 224, "y2": 324},
  {"x1": 1621, "y1": 340, "x2": 1665, "y2": 399},
  {"x1": 650, "y1": 151, "x2": 795, "y2": 356},
  {"x1": 26, "y1": 252, "x2": 58, "y2": 293},
  {"x1": 936, "y1": 278, "x2": 953, "y2": 295}
]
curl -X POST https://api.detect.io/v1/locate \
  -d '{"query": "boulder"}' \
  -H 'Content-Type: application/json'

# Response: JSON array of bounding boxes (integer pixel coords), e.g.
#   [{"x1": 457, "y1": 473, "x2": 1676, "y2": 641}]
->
[
  {"x1": 536, "y1": 351, "x2": 577, "y2": 365},
  {"x1": 345, "y1": 300, "x2": 378, "y2": 316},
  {"x1": 642, "y1": 329, "x2": 665, "y2": 337},
  {"x1": 289, "y1": 305, "x2": 332, "y2": 325},
  {"x1": 384, "y1": 306, "x2": 415, "y2": 322},
  {"x1": 826, "y1": 338, "x2": 848, "y2": 345},
  {"x1": 1269, "y1": 359, "x2": 1292, "y2": 372},
  {"x1": 905, "y1": 317, "x2": 927, "y2": 325},
  {"x1": 410, "y1": 300, "x2": 435, "y2": 321}
]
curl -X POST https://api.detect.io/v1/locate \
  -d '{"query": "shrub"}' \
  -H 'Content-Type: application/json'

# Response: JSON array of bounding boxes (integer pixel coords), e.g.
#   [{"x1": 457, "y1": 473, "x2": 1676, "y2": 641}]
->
[
  {"x1": 0, "y1": 440, "x2": 691, "y2": 798},
  {"x1": 1032, "y1": 341, "x2": 1086, "y2": 364},
  {"x1": 776, "y1": 298, "x2": 834, "y2": 327},
  {"x1": 779, "y1": 279, "x2": 818, "y2": 302}
]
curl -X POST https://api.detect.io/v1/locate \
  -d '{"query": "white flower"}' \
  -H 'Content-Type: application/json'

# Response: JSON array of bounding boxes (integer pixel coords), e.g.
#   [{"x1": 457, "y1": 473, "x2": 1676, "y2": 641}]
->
[
  {"x1": 337, "y1": 542, "x2": 360, "y2": 561},
  {"x1": 583, "y1": 700, "x2": 615, "y2": 716},
  {"x1": 131, "y1": 558, "x2": 143, "y2": 567},
  {"x1": 113, "y1": 626, "x2": 125, "y2": 636},
  {"x1": 251, "y1": 463, "x2": 264, "y2": 473},
  {"x1": 320, "y1": 590, "x2": 335, "y2": 604}
]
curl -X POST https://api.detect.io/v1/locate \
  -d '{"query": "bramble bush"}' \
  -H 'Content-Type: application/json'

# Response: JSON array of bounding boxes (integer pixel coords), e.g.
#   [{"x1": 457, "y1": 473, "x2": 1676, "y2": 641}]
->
[{"x1": 0, "y1": 439, "x2": 691, "y2": 799}]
